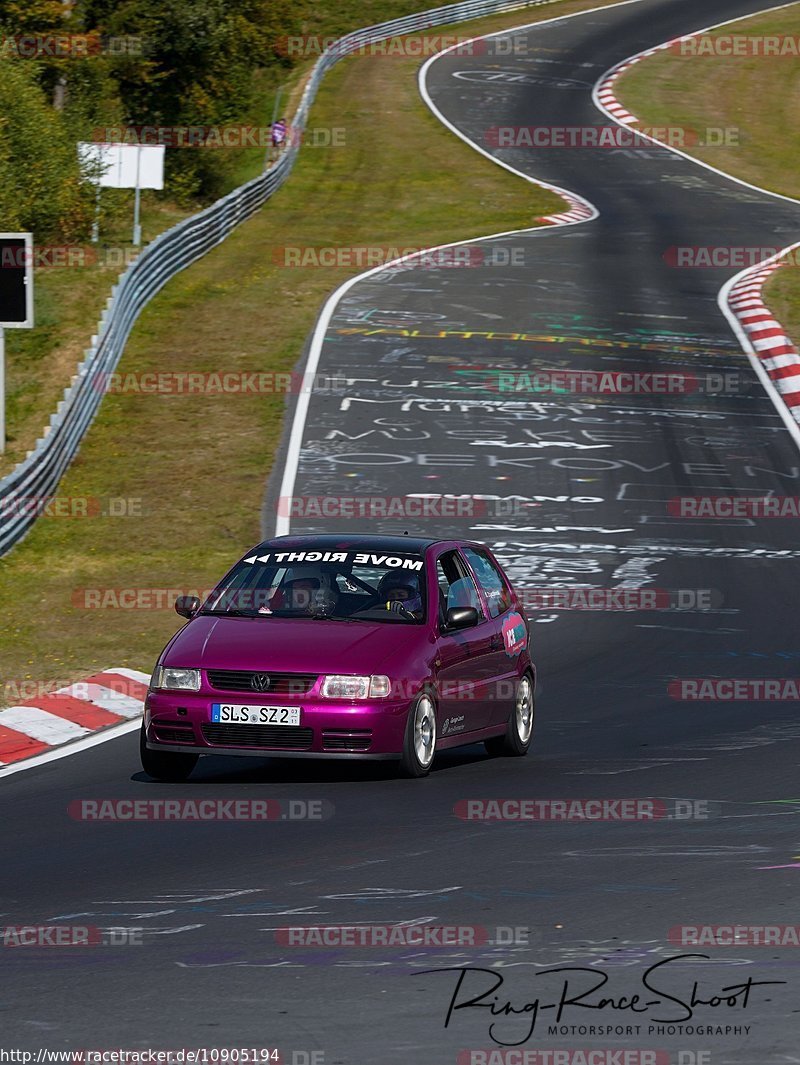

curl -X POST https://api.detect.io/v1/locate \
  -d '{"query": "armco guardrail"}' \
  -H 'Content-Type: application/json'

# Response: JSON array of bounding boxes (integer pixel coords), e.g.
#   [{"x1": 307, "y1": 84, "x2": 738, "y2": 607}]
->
[{"x1": 0, "y1": 0, "x2": 554, "y2": 557}]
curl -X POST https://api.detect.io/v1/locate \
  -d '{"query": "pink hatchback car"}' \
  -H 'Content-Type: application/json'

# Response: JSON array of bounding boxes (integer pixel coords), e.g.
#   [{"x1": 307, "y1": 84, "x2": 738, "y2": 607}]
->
[{"x1": 141, "y1": 535, "x2": 535, "y2": 779}]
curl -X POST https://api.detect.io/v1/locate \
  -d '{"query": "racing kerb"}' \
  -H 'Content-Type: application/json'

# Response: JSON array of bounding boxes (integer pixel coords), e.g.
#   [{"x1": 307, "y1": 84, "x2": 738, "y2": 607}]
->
[
  {"x1": 0, "y1": 0, "x2": 560, "y2": 559},
  {"x1": 591, "y1": 1, "x2": 800, "y2": 435}
]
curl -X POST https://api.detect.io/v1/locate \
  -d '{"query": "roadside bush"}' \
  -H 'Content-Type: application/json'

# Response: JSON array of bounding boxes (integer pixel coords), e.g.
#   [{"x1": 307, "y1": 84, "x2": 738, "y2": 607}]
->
[{"x1": 0, "y1": 58, "x2": 93, "y2": 240}]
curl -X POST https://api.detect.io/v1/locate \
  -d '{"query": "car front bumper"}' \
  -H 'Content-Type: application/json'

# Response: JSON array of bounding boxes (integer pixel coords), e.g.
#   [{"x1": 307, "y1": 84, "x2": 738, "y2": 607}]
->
[{"x1": 144, "y1": 690, "x2": 412, "y2": 757}]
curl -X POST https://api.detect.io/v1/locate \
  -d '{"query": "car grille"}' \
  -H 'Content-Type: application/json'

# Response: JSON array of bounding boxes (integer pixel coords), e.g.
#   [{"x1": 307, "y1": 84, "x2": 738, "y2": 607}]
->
[
  {"x1": 206, "y1": 670, "x2": 317, "y2": 694},
  {"x1": 201, "y1": 724, "x2": 314, "y2": 749},
  {"x1": 322, "y1": 730, "x2": 373, "y2": 751},
  {"x1": 152, "y1": 723, "x2": 196, "y2": 744}
]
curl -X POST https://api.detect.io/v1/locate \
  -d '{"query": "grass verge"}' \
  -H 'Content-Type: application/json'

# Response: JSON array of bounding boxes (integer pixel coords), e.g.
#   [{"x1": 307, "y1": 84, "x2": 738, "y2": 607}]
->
[
  {"x1": 0, "y1": 0, "x2": 624, "y2": 696},
  {"x1": 2, "y1": 0, "x2": 608, "y2": 473}
]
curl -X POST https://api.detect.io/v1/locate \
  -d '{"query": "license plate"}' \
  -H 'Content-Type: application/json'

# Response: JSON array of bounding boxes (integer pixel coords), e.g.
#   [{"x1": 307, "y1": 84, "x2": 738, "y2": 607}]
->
[{"x1": 210, "y1": 704, "x2": 300, "y2": 726}]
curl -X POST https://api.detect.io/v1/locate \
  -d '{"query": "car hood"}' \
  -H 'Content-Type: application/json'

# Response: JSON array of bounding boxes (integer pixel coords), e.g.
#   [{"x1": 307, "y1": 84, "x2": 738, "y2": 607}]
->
[{"x1": 162, "y1": 615, "x2": 421, "y2": 675}]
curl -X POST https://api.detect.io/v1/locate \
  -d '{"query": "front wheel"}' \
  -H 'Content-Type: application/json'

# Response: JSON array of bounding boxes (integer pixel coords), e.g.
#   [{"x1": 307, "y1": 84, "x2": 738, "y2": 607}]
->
[
  {"x1": 140, "y1": 723, "x2": 199, "y2": 781},
  {"x1": 485, "y1": 673, "x2": 534, "y2": 757},
  {"x1": 399, "y1": 692, "x2": 437, "y2": 777}
]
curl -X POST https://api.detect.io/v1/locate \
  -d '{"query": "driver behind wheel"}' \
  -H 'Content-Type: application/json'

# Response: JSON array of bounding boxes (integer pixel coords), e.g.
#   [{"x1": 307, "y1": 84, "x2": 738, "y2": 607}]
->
[{"x1": 376, "y1": 571, "x2": 423, "y2": 617}]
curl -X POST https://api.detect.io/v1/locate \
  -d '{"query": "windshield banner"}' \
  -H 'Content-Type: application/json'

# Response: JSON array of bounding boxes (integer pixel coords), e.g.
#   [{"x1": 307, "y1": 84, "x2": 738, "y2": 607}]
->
[{"x1": 243, "y1": 549, "x2": 424, "y2": 570}]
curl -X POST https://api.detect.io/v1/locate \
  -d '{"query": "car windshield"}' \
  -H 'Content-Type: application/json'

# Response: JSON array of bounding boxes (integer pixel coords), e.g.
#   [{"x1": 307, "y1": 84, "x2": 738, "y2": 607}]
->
[{"x1": 200, "y1": 547, "x2": 427, "y2": 623}]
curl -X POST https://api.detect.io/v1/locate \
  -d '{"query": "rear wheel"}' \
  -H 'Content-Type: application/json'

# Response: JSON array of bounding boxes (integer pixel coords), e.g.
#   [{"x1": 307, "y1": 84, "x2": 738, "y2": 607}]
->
[
  {"x1": 139, "y1": 722, "x2": 198, "y2": 782},
  {"x1": 485, "y1": 673, "x2": 534, "y2": 757},
  {"x1": 399, "y1": 692, "x2": 437, "y2": 777}
]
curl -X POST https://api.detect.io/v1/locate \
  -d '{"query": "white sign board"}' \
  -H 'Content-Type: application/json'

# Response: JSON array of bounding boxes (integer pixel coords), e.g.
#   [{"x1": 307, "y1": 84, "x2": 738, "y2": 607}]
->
[{"x1": 78, "y1": 142, "x2": 165, "y2": 190}]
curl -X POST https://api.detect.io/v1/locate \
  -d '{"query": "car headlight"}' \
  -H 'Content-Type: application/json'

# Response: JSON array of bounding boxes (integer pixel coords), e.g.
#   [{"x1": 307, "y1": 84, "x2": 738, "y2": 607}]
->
[
  {"x1": 151, "y1": 666, "x2": 201, "y2": 691},
  {"x1": 320, "y1": 675, "x2": 391, "y2": 699}
]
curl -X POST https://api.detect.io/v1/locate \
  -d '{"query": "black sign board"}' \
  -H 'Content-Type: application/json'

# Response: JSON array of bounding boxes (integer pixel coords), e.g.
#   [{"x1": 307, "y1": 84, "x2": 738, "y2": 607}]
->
[{"x1": 0, "y1": 234, "x2": 33, "y2": 327}]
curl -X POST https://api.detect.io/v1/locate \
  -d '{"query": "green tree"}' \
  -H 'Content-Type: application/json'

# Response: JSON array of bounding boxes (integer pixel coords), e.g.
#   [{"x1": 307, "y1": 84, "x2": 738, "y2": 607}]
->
[
  {"x1": 82, "y1": 0, "x2": 306, "y2": 198},
  {"x1": 0, "y1": 57, "x2": 92, "y2": 239}
]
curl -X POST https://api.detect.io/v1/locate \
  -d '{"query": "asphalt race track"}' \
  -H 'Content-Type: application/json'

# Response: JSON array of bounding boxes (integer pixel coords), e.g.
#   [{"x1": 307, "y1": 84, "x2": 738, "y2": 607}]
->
[{"x1": 5, "y1": 0, "x2": 800, "y2": 1061}]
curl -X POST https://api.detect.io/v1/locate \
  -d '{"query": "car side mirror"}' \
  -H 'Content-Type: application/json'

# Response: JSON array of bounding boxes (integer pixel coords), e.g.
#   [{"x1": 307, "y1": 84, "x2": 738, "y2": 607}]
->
[
  {"x1": 445, "y1": 606, "x2": 479, "y2": 630},
  {"x1": 175, "y1": 595, "x2": 201, "y2": 619}
]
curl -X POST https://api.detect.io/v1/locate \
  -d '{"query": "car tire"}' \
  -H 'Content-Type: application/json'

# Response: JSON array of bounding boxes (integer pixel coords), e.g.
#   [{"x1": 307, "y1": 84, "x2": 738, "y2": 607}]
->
[
  {"x1": 139, "y1": 722, "x2": 199, "y2": 782},
  {"x1": 485, "y1": 673, "x2": 534, "y2": 757},
  {"x1": 399, "y1": 691, "x2": 437, "y2": 778}
]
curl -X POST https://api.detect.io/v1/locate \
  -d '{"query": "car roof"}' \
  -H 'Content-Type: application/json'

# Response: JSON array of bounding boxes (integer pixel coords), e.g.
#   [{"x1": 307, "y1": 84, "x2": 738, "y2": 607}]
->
[{"x1": 256, "y1": 533, "x2": 440, "y2": 554}]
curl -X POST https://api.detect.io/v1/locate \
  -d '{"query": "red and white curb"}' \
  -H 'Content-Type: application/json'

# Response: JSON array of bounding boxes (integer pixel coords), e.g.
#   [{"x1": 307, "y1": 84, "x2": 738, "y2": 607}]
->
[
  {"x1": 418, "y1": 21, "x2": 598, "y2": 240},
  {"x1": 726, "y1": 259, "x2": 800, "y2": 422},
  {"x1": 596, "y1": 3, "x2": 800, "y2": 127},
  {"x1": 595, "y1": 35, "x2": 694, "y2": 127},
  {"x1": 539, "y1": 190, "x2": 596, "y2": 226},
  {"x1": 0, "y1": 668, "x2": 149, "y2": 765},
  {"x1": 593, "y1": 5, "x2": 800, "y2": 432}
]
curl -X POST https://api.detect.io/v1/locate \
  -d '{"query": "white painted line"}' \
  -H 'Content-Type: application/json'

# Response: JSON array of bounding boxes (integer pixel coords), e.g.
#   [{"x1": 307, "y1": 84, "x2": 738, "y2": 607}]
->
[
  {"x1": 719, "y1": 244, "x2": 800, "y2": 444},
  {"x1": 592, "y1": 2, "x2": 800, "y2": 439},
  {"x1": 592, "y1": 1, "x2": 800, "y2": 207},
  {"x1": 0, "y1": 2, "x2": 643, "y2": 779},
  {"x1": 274, "y1": 0, "x2": 657, "y2": 536},
  {"x1": 420, "y1": 16, "x2": 610, "y2": 225},
  {"x1": 0, "y1": 719, "x2": 141, "y2": 780},
  {"x1": 0, "y1": 707, "x2": 90, "y2": 744}
]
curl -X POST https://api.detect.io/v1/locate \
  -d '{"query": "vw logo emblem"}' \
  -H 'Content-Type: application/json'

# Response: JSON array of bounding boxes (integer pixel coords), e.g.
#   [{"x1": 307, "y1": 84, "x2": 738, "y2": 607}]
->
[{"x1": 251, "y1": 673, "x2": 271, "y2": 693}]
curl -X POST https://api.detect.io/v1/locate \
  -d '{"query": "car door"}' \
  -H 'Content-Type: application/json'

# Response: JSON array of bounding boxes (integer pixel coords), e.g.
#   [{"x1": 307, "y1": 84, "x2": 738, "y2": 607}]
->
[
  {"x1": 461, "y1": 545, "x2": 526, "y2": 726},
  {"x1": 432, "y1": 548, "x2": 495, "y2": 734}
]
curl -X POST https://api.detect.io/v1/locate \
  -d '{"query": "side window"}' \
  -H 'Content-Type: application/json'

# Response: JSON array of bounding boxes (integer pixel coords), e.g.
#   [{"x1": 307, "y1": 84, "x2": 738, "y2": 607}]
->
[
  {"x1": 436, "y1": 550, "x2": 483, "y2": 625},
  {"x1": 463, "y1": 547, "x2": 512, "y2": 619}
]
